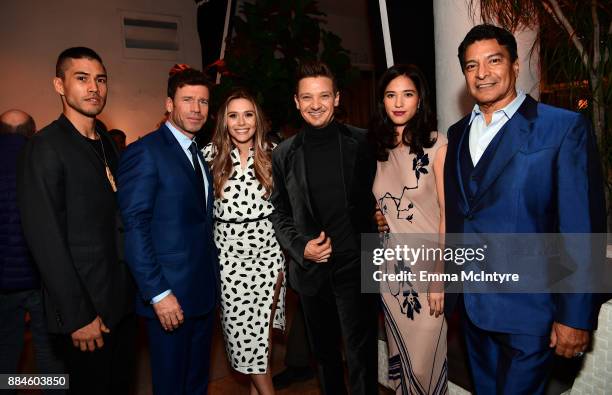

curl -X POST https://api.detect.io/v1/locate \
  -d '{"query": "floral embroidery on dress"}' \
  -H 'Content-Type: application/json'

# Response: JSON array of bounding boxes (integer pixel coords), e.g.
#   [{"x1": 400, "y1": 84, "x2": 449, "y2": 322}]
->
[
  {"x1": 391, "y1": 257, "x2": 421, "y2": 320},
  {"x1": 378, "y1": 152, "x2": 430, "y2": 223},
  {"x1": 379, "y1": 150, "x2": 433, "y2": 319},
  {"x1": 379, "y1": 189, "x2": 415, "y2": 222},
  {"x1": 413, "y1": 152, "x2": 429, "y2": 180}
]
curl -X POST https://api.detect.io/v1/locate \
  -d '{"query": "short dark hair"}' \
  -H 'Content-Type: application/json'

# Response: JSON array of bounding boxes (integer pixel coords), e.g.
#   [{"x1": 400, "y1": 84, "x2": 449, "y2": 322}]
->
[
  {"x1": 0, "y1": 116, "x2": 36, "y2": 138},
  {"x1": 167, "y1": 68, "x2": 212, "y2": 100},
  {"x1": 56, "y1": 47, "x2": 104, "y2": 78},
  {"x1": 457, "y1": 24, "x2": 518, "y2": 70},
  {"x1": 368, "y1": 64, "x2": 436, "y2": 161},
  {"x1": 295, "y1": 60, "x2": 337, "y2": 93}
]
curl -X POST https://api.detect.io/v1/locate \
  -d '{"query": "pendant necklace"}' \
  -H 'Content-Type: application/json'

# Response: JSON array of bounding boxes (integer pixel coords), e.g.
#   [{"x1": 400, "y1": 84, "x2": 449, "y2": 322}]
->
[{"x1": 96, "y1": 132, "x2": 117, "y2": 192}]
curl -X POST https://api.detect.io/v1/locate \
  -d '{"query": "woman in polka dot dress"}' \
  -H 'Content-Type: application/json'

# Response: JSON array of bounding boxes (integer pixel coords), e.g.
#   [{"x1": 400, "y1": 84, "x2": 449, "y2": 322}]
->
[{"x1": 203, "y1": 89, "x2": 285, "y2": 394}]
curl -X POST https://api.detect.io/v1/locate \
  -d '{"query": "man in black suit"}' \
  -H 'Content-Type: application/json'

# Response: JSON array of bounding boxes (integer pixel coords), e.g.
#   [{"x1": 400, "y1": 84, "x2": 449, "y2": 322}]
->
[
  {"x1": 17, "y1": 47, "x2": 135, "y2": 395},
  {"x1": 270, "y1": 61, "x2": 378, "y2": 395}
]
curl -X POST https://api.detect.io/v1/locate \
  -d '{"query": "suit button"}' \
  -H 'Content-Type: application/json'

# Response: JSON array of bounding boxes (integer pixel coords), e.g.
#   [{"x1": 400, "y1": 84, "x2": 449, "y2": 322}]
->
[{"x1": 466, "y1": 214, "x2": 474, "y2": 220}]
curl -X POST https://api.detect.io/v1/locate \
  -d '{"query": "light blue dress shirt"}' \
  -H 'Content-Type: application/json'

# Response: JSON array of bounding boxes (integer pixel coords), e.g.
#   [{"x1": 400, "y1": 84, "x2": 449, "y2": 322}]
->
[
  {"x1": 468, "y1": 90, "x2": 526, "y2": 165},
  {"x1": 151, "y1": 121, "x2": 209, "y2": 304}
]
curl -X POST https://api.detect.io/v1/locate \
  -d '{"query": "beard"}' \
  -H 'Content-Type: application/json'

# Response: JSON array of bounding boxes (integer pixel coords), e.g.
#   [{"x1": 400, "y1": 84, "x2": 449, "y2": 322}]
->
[{"x1": 65, "y1": 95, "x2": 106, "y2": 117}]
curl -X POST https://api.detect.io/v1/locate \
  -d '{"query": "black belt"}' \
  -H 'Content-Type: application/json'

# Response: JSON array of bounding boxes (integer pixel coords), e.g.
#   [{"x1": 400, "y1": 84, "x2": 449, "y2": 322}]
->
[{"x1": 214, "y1": 214, "x2": 271, "y2": 224}]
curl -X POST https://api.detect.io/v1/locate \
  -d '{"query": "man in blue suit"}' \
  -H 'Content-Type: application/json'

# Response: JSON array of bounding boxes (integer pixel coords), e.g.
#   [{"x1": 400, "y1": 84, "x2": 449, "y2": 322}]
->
[
  {"x1": 444, "y1": 25, "x2": 605, "y2": 394},
  {"x1": 117, "y1": 68, "x2": 218, "y2": 395}
]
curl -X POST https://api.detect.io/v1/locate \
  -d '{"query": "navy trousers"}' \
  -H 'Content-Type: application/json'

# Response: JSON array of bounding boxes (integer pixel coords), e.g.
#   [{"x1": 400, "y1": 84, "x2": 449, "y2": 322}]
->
[
  {"x1": 146, "y1": 311, "x2": 214, "y2": 395},
  {"x1": 463, "y1": 309, "x2": 554, "y2": 394}
]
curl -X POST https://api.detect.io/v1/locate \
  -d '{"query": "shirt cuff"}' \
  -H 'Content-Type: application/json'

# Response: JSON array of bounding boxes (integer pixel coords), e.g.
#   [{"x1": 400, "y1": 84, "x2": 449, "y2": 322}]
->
[{"x1": 151, "y1": 290, "x2": 171, "y2": 304}]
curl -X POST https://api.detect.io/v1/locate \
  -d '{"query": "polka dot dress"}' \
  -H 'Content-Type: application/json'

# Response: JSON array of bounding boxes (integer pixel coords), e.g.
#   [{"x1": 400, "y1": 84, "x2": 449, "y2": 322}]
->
[{"x1": 203, "y1": 144, "x2": 286, "y2": 374}]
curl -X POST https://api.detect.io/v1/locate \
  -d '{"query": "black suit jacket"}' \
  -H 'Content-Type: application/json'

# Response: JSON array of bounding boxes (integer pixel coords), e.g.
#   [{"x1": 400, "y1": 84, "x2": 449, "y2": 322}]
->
[
  {"x1": 270, "y1": 122, "x2": 376, "y2": 294},
  {"x1": 17, "y1": 115, "x2": 135, "y2": 334}
]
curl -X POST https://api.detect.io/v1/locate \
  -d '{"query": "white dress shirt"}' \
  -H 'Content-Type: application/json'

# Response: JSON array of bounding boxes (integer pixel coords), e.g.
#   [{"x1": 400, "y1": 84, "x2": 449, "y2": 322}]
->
[{"x1": 468, "y1": 90, "x2": 526, "y2": 165}]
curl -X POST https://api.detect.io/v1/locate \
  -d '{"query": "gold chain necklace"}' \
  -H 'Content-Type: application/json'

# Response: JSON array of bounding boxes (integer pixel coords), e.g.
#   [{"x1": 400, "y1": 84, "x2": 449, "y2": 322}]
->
[{"x1": 95, "y1": 132, "x2": 117, "y2": 192}]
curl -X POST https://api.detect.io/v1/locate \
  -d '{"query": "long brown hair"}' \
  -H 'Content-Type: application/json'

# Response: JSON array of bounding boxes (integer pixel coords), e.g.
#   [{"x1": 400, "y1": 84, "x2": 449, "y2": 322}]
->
[{"x1": 209, "y1": 89, "x2": 273, "y2": 198}]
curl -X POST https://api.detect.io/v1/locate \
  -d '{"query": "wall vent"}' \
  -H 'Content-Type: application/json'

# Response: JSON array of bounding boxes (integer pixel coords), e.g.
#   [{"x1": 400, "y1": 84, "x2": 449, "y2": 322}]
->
[{"x1": 121, "y1": 11, "x2": 181, "y2": 60}]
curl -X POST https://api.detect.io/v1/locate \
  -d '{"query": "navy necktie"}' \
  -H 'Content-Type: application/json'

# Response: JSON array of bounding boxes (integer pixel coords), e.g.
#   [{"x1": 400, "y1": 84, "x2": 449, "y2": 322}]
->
[{"x1": 188, "y1": 142, "x2": 207, "y2": 204}]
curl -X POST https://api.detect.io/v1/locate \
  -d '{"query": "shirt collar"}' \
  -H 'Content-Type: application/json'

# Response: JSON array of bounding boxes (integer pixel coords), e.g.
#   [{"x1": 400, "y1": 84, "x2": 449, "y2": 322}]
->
[
  {"x1": 469, "y1": 90, "x2": 526, "y2": 124},
  {"x1": 165, "y1": 120, "x2": 194, "y2": 151}
]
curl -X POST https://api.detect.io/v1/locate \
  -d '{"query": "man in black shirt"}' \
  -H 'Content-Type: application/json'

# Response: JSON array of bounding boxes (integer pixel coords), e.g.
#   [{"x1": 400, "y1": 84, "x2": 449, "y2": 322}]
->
[
  {"x1": 271, "y1": 61, "x2": 378, "y2": 394},
  {"x1": 17, "y1": 47, "x2": 135, "y2": 394}
]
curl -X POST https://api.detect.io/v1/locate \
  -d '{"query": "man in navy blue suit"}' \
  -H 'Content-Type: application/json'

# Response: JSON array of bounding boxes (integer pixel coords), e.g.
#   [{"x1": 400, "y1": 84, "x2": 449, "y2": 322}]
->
[
  {"x1": 117, "y1": 68, "x2": 218, "y2": 395},
  {"x1": 444, "y1": 25, "x2": 605, "y2": 393}
]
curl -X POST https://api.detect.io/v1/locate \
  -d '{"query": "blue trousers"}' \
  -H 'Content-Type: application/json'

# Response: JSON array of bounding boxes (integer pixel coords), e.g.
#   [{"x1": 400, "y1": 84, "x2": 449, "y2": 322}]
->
[
  {"x1": 146, "y1": 311, "x2": 214, "y2": 395},
  {"x1": 463, "y1": 312, "x2": 554, "y2": 394}
]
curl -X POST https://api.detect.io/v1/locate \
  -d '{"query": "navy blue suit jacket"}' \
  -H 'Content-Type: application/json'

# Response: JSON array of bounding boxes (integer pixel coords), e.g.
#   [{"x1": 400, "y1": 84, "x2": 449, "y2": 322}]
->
[
  {"x1": 444, "y1": 95, "x2": 605, "y2": 336},
  {"x1": 117, "y1": 125, "x2": 219, "y2": 318}
]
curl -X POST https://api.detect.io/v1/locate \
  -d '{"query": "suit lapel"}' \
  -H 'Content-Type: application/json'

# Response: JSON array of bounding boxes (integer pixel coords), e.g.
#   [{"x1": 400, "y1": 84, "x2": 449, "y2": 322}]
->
[
  {"x1": 290, "y1": 132, "x2": 317, "y2": 220},
  {"x1": 472, "y1": 95, "x2": 537, "y2": 206},
  {"x1": 160, "y1": 125, "x2": 203, "y2": 198},
  {"x1": 198, "y1": 150, "x2": 214, "y2": 216},
  {"x1": 453, "y1": 117, "x2": 471, "y2": 214},
  {"x1": 338, "y1": 123, "x2": 357, "y2": 201}
]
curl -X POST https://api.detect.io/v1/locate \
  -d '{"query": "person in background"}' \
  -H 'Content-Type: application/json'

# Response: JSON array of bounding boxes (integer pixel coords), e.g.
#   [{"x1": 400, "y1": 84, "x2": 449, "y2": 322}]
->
[
  {"x1": 0, "y1": 111, "x2": 65, "y2": 395},
  {"x1": 0, "y1": 109, "x2": 36, "y2": 138},
  {"x1": 17, "y1": 47, "x2": 136, "y2": 395},
  {"x1": 203, "y1": 88, "x2": 285, "y2": 395},
  {"x1": 369, "y1": 64, "x2": 448, "y2": 394}
]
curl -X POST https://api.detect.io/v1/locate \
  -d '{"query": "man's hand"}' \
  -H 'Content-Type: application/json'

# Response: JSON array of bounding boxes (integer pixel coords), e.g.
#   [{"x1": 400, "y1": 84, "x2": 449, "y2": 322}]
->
[
  {"x1": 427, "y1": 275, "x2": 445, "y2": 317},
  {"x1": 71, "y1": 316, "x2": 110, "y2": 352},
  {"x1": 304, "y1": 231, "x2": 332, "y2": 263},
  {"x1": 549, "y1": 322, "x2": 589, "y2": 358},
  {"x1": 374, "y1": 208, "x2": 389, "y2": 233},
  {"x1": 427, "y1": 290, "x2": 444, "y2": 318},
  {"x1": 153, "y1": 293, "x2": 184, "y2": 331}
]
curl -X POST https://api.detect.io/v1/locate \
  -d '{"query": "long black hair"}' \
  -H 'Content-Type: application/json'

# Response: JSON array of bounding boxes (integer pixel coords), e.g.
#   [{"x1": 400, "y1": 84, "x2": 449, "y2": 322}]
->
[{"x1": 368, "y1": 64, "x2": 436, "y2": 161}]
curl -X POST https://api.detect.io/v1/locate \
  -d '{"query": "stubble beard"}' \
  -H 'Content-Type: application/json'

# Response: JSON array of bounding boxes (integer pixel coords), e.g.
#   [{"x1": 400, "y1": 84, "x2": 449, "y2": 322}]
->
[{"x1": 65, "y1": 95, "x2": 106, "y2": 118}]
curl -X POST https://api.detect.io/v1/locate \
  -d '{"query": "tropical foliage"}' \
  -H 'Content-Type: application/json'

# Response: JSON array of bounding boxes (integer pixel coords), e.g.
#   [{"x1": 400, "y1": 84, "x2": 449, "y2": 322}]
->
[{"x1": 202, "y1": 0, "x2": 356, "y2": 133}]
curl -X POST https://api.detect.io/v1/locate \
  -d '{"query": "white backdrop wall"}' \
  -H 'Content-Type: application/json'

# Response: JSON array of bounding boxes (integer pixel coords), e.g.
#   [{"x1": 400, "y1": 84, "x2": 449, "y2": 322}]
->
[{"x1": 0, "y1": 0, "x2": 201, "y2": 143}]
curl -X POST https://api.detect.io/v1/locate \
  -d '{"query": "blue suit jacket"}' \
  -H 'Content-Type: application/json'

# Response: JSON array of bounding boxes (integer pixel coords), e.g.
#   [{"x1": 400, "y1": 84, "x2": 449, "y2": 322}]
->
[
  {"x1": 117, "y1": 125, "x2": 219, "y2": 318},
  {"x1": 444, "y1": 95, "x2": 605, "y2": 336}
]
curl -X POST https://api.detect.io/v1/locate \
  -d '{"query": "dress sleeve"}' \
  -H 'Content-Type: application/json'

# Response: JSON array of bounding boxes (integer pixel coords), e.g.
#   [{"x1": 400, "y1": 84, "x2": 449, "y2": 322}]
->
[{"x1": 432, "y1": 131, "x2": 448, "y2": 161}]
